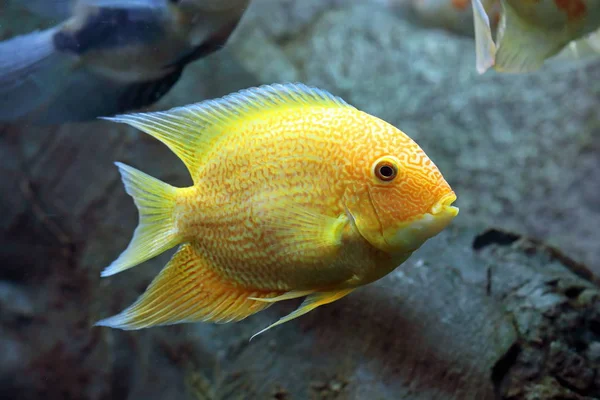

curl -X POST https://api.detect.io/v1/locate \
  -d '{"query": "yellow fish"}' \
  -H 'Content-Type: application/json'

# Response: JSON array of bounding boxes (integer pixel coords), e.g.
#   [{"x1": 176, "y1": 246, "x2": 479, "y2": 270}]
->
[
  {"x1": 95, "y1": 83, "x2": 459, "y2": 339},
  {"x1": 472, "y1": 0, "x2": 600, "y2": 73}
]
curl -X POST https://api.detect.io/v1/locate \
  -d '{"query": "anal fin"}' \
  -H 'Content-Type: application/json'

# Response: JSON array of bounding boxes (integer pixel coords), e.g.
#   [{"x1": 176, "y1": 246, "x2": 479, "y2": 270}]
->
[
  {"x1": 250, "y1": 289, "x2": 354, "y2": 340},
  {"x1": 96, "y1": 243, "x2": 283, "y2": 330}
]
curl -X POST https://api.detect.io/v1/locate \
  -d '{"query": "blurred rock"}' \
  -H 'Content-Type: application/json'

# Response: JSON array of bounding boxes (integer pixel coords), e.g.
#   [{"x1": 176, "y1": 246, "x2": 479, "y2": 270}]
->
[
  {"x1": 0, "y1": 281, "x2": 34, "y2": 324},
  {"x1": 0, "y1": 335, "x2": 30, "y2": 376}
]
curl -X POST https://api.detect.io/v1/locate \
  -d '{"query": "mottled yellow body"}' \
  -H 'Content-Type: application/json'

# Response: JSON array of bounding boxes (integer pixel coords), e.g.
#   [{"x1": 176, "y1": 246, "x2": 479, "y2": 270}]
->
[
  {"x1": 96, "y1": 83, "x2": 458, "y2": 337},
  {"x1": 175, "y1": 106, "x2": 445, "y2": 292}
]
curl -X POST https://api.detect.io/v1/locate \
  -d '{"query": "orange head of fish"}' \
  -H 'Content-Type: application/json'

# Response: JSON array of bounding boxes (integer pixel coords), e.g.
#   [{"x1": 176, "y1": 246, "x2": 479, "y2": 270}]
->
[{"x1": 343, "y1": 114, "x2": 458, "y2": 255}]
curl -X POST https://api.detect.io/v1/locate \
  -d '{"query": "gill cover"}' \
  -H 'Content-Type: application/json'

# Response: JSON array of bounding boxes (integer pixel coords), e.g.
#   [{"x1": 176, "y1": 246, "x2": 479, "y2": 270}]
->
[{"x1": 343, "y1": 185, "x2": 389, "y2": 253}]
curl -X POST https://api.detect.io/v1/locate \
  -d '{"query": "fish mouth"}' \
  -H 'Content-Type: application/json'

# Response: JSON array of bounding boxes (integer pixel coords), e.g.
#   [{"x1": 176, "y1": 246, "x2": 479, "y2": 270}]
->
[
  {"x1": 430, "y1": 192, "x2": 459, "y2": 216},
  {"x1": 382, "y1": 192, "x2": 459, "y2": 253}
]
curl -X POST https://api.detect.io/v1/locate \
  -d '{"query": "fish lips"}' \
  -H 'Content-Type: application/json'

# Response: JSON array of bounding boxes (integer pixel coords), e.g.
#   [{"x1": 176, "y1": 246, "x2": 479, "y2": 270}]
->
[{"x1": 383, "y1": 192, "x2": 459, "y2": 253}]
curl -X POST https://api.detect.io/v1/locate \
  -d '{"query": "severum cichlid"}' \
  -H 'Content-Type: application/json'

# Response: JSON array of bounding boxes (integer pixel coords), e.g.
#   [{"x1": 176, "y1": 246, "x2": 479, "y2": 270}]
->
[
  {"x1": 472, "y1": 0, "x2": 600, "y2": 73},
  {"x1": 95, "y1": 83, "x2": 459, "y2": 339},
  {"x1": 0, "y1": 0, "x2": 249, "y2": 123}
]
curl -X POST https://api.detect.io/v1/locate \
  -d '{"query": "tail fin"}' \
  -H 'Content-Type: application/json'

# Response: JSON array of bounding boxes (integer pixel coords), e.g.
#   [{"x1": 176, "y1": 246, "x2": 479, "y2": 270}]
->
[
  {"x1": 493, "y1": 2, "x2": 565, "y2": 73},
  {"x1": 101, "y1": 162, "x2": 182, "y2": 277},
  {"x1": 0, "y1": 27, "x2": 69, "y2": 121}
]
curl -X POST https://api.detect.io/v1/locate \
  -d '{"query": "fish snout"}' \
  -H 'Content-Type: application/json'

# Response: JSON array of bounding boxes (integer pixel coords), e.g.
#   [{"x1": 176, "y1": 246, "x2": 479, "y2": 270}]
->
[
  {"x1": 384, "y1": 191, "x2": 459, "y2": 253},
  {"x1": 430, "y1": 191, "x2": 459, "y2": 216}
]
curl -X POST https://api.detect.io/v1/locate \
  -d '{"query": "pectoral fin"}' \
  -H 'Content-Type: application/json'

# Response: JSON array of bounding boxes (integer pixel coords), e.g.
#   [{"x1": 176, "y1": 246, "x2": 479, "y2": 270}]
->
[
  {"x1": 250, "y1": 289, "x2": 354, "y2": 340},
  {"x1": 267, "y1": 203, "x2": 348, "y2": 259}
]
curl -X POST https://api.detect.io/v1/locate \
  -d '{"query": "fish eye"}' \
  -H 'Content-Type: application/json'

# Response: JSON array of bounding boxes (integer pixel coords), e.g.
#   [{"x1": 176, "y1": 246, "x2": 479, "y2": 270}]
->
[{"x1": 373, "y1": 158, "x2": 398, "y2": 182}]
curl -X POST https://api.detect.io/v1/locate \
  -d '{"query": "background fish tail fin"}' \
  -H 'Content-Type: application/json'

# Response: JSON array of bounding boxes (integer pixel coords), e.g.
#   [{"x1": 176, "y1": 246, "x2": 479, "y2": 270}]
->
[
  {"x1": 96, "y1": 243, "x2": 283, "y2": 329},
  {"x1": 494, "y1": 2, "x2": 564, "y2": 73},
  {"x1": 0, "y1": 27, "x2": 69, "y2": 121},
  {"x1": 100, "y1": 162, "x2": 182, "y2": 277}
]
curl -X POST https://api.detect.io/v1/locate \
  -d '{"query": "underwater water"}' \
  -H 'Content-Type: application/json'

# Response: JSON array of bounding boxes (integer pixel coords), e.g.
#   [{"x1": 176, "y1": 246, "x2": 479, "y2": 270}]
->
[{"x1": 0, "y1": 0, "x2": 599, "y2": 399}]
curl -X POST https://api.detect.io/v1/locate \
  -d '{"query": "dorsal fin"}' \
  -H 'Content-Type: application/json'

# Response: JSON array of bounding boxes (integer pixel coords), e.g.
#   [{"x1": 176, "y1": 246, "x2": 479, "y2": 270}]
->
[{"x1": 102, "y1": 83, "x2": 353, "y2": 183}]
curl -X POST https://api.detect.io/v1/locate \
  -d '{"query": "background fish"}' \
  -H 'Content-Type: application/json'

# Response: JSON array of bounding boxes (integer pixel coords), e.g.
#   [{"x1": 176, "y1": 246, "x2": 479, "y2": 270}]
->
[
  {"x1": 0, "y1": 0, "x2": 250, "y2": 124},
  {"x1": 553, "y1": 27, "x2": 600, "y2": 62},
  {"x1": 472, "y1": 0, "x2": 600, "y2": 73},
  {"x1": 409, "y1": 0, "x2": 501, "y2": 36},
  {"x1": 95, "y1": 83, "x2": 459, "y2": 339}
]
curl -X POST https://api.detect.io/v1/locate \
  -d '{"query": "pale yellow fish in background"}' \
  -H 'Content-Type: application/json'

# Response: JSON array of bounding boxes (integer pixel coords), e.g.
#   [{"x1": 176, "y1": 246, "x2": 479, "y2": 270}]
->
[
  {"x1": 472, "y1": 0, "x2": 600, "y2": 73},
  {"x1": 95, "y1": 83, "x2": 458, "y2": 339}
]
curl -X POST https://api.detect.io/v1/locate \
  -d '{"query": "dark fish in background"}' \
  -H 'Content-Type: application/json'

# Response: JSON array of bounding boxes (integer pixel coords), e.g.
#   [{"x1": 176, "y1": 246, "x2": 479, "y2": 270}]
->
[{"x1": 0, "y1": 0, "x2": 250, "y2": 124}]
